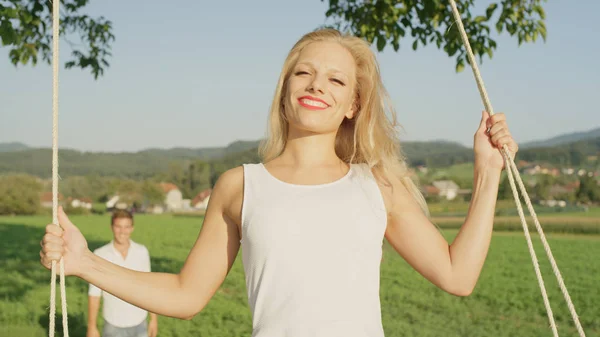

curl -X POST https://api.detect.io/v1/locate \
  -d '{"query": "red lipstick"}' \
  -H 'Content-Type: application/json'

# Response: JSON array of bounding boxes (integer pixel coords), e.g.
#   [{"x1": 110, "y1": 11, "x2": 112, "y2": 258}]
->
[{"x1": 298, "y1": 96, "x2": 329, "y2": 110}]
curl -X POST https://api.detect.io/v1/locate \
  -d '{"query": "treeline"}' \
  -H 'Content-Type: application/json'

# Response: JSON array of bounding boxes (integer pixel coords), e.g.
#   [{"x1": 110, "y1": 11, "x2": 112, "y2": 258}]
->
[
  {"x1": 0, "y1": 149, "x2": 176, "y2": 179},
  {"x1": 1, "y1": 137, "x2": 598, "y2": 215},
  {"x1": 0, "y1": 140, "x2": 261, "y2": 179},
  {"x1": 0, "y1": 174, "x2": 44, "y2": 215},
  {"x1": 2, "y1": 137, "x2": 597, "y2": 179},
  {"x1": 403, "y1": 137, "x2": 600, "y2": 168},
  {"x1": 402, "y1": 141, "x2": 473, "y2": 167},
  {"x1": 0, "y1": 147, "x2": 262, "y2": 215},
  {"x1": 1, "y1": 157, "x2": 598, "y2": 216},
  {"x1": 497, "y1": 174, "x2": 600, "y2": 203},
  {"x1": 0, "y1": 174, "x2": 166, "y2": 215},
  {"x1": 162, "y1": 147, "x2": 262, "y2": 199},
  {"x1": 516, "y1": 137, "x2": 600, "y2": 166}
]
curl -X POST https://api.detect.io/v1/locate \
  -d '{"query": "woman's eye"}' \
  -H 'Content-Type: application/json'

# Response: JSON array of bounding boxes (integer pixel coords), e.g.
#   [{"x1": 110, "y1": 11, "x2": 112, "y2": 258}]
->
[
  {"x1": 331, "y1": 78, "x2": 345, "y2": 86},
  {"x1": 295, "y1": 71, "x2": 309, "y2": 76}
]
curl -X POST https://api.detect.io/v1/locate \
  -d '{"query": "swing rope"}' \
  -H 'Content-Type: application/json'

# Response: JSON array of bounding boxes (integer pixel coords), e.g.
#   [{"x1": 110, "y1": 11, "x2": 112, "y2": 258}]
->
[
  {"x1": 49, "y1": 0, "x2": 69, "y2": 336},
  {"x1": 448, "y1": 1, "x2": 585, "y2": 336}
]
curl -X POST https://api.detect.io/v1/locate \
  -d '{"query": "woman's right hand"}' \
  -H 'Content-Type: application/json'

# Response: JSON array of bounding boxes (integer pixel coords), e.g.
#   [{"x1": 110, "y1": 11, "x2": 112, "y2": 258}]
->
[{"x1": 40, "y1": 206, "x2": 90, "y2": 276}]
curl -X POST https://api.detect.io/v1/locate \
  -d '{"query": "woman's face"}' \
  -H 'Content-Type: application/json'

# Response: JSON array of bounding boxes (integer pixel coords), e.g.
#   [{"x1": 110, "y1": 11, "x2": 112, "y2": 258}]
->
[{"x1": 285, "y1": 41, "x2": 357, "y2": 135}]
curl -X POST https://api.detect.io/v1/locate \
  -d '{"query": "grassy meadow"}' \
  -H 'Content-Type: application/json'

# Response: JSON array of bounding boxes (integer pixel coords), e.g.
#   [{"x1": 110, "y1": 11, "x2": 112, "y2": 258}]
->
[{"x1": 1, "y1": 213, "x2": 599, "y2": 337}]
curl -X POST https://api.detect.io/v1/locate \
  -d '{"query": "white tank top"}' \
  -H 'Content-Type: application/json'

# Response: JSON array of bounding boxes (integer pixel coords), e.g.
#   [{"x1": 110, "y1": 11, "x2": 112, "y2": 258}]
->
[{"x1": 240, "y1": 163, "x2": 388, "y2": 337}]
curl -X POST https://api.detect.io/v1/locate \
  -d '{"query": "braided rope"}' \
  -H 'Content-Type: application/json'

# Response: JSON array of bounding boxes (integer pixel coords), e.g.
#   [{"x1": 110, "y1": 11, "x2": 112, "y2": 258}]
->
[
  {"x1": 49, "y1": 0, "x2": 69, "y2": 336},
  {"x1": 447, "y1": 1, "x2": 585, "y2": 336}
]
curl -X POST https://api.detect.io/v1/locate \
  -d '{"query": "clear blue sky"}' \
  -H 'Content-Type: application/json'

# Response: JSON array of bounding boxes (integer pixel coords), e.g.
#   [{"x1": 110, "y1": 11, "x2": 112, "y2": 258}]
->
[{"x1": 1, "y1": 0, "x2": 598, "y2": 152}]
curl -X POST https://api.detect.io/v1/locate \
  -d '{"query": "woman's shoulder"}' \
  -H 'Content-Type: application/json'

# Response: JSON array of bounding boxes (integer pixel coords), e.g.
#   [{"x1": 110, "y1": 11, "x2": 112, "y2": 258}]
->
[
  {"x1": 210, "y1": 165, "x2": 247, "y2": 225},
  {"x1": 214, "y1": 165, "x2": 246, "y2": 194}
]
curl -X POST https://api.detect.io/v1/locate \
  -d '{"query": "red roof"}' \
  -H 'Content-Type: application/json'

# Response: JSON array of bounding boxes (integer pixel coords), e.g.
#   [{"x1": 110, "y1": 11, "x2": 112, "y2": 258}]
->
[
  {"x1": 565, "y1": 181, "x2": 580, "y2": 191},
  {"x1": 424, "y1": 185, "x2": 440, "y2": 195},
  {"x1": 160, "y1": 183, "x2": 179, "y2": 193},
  {"x1": 40, "y1": 192, "x2": 63, "y2": 202},
  {"x1": 192, "y1": 189, "x2": 212, "y2": 205}
]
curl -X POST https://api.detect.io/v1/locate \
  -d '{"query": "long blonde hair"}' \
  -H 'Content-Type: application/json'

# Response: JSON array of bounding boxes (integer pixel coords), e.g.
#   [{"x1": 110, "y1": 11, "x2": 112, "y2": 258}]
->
[{"x1": 259, "y1": 28, "x2": 429, "y2": 216}]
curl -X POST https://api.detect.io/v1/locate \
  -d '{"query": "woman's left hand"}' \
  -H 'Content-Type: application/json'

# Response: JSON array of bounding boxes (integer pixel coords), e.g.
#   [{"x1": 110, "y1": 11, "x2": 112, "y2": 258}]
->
[{"x1": 473, "y1": 110, "x2": 519, "y2": 171}]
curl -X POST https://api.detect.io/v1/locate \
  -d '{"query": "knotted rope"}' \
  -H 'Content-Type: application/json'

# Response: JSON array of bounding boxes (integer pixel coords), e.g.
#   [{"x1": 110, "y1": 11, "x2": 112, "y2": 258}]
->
[{"x1": 448, "y1": 1, "x2": 585, "y2": 336}]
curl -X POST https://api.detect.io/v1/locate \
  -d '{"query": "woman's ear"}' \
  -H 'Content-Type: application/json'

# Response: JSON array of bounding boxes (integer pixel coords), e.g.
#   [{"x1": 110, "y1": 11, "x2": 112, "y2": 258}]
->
[{"x1": 346, "y1": 94, "x2": 360, "y2": 119}]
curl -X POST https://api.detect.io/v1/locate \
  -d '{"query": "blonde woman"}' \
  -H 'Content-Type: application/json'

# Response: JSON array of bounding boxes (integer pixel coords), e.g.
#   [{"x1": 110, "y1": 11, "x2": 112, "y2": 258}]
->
[{"x1": 40, "y1": 29, "x2": 518, "y2": 336}]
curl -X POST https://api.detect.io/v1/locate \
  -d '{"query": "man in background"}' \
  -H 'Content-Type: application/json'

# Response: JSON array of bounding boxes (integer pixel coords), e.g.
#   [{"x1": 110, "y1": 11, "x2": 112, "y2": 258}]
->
[{"x1": 87, "y1": 209, "x2": 158, "y2": 337}]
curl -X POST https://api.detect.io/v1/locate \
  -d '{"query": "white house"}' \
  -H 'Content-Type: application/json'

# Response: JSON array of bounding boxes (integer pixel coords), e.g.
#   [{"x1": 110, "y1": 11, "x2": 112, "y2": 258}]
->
[
  {"x1": 147, "y1": 205, "x2": 164, "y2": 214},
  {"x1": 105, "y1": 195, "x2": 129, "y2": 210},
  {"x1": 192, "y1": 189, "x2": 212, "y2": 210},
  {"x1": 105, "y1": 195, "x2": 120, "y2": 209},
  {"x1": 432, "y1": 180, "x2": 460, "y2": 200},
  {"x1": 160, "y1": 183, "x2": 183, "y2": 211},
  {"x1": 70, "y1": 197, "x2": 93, "y2": 209}
]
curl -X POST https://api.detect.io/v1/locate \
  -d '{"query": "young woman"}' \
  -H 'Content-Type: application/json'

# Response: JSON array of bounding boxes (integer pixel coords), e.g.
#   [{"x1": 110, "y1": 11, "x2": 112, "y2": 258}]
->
[{"x1": 40, "y1": 28, "x2": 518, "y2": 336}]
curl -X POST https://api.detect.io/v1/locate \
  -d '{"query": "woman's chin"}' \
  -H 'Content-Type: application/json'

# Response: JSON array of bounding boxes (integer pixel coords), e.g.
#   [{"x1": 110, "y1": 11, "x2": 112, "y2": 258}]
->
[
  {"x1": 289, "y1": 122, "x2": 336, "y2": 136},
  {"x1": 288, "y1": 115, "x2": 341, "y2": 135}
]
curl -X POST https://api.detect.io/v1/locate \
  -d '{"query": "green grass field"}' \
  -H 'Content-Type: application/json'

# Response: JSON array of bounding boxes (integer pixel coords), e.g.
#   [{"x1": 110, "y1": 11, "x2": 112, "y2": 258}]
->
[{"x1": 1, "y1": 214, "x2": 598, "y2": 337}]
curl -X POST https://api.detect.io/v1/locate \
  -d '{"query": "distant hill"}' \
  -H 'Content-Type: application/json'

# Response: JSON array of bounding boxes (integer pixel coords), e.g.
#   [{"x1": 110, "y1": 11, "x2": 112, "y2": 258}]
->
[
  {"x1": 1, "y1": 127, "x2": 598, "y2": 179},
  {"x1": 0, "y1": 142, "x2": 29, "y2": 152},
  {"x1": 0, "y1": 148, "x2": 180, "y2": 178},
  {"x1": 224, "y1": 140, "x2": 261, "y2": 154},
  {"x1": 401, "y1": 141, "x2": 472, "y2": 167},
  {"x1": 136, "y1": 139, "x2": 261, "y2": 160},
  {"x1": 520, "y1": 127, "x2": 600, "y2": 149},
  {"x1": 0, "y1": 139, "x2": 470, "y2": 178},
  {"x1": 0, "y1": 139, "x2": 263, "y2": 178},
  {"x1": 518, "y1": 136, "x2": 600, "y2": 166}
]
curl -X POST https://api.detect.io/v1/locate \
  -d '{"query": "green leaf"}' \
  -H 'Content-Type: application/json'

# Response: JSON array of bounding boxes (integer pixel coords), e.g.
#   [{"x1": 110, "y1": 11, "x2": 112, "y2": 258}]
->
[
  {"x1": 325, "y1": 8, "x2": 336, "y2": 17},
  {"x1": 9, "y1": 49, "x2": 19, "y2": 65},
  {"x1": 2, "y1": 7, "x2": 19, "y2": 19},
  {"x1": 486, "y1": 3, "x2": 498, "y2": 19},
  {"x1": 474, "y1": 15, "x2": 486, "y2": 23},
  {"x1": 412, "y1": 40, "x2": 418, "y2": 50},
  {"x1": 397, "y1": 26, "x2": 405, "y2": 37},
  {"x1": 20, "y1": 51, "x2": 30, "y2": 65},
  {"x1": 21, "y1": 11, "x2": 33, "y2": 24},
  {"x1": 507, "y1": 23, "x2": 517, "y2": 35},
  {"x1": 534, "y1": 5, "x2": 545, "y2": 19},
  {"x1": 360, "y1": 24, "x2": 368, "y2": 37},
  {"x1": 456, "y1": 60, "x2": 465, "y2": 73},
  {"x1": 495, "y1": 20, "x2": 503, "y2": 33},
  {"x1": 539, "y1": 23, "x2": 547, "y2": 40},
  {"x1": 448, "y1": 44, "x2": 458, "y2": 57},
  {"x1": 376, "y1": 35, "x2": 386, "y2": 51},
  {"x1": 0, "y1": 20, "x2": 17, "y2": 45}
]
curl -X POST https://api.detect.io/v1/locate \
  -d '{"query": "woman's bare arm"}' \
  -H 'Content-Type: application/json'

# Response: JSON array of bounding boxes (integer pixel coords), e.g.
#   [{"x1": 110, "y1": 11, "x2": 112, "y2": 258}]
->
[
  {"x1": 381, "y1": 167, "x2": 501, "y2": 296},
  {"x1": 381, "y1": 111, "x2": 516, "y2": 296},
  {"x1": 41, "y1": 166, "x2": 245, "y2": 319}
]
